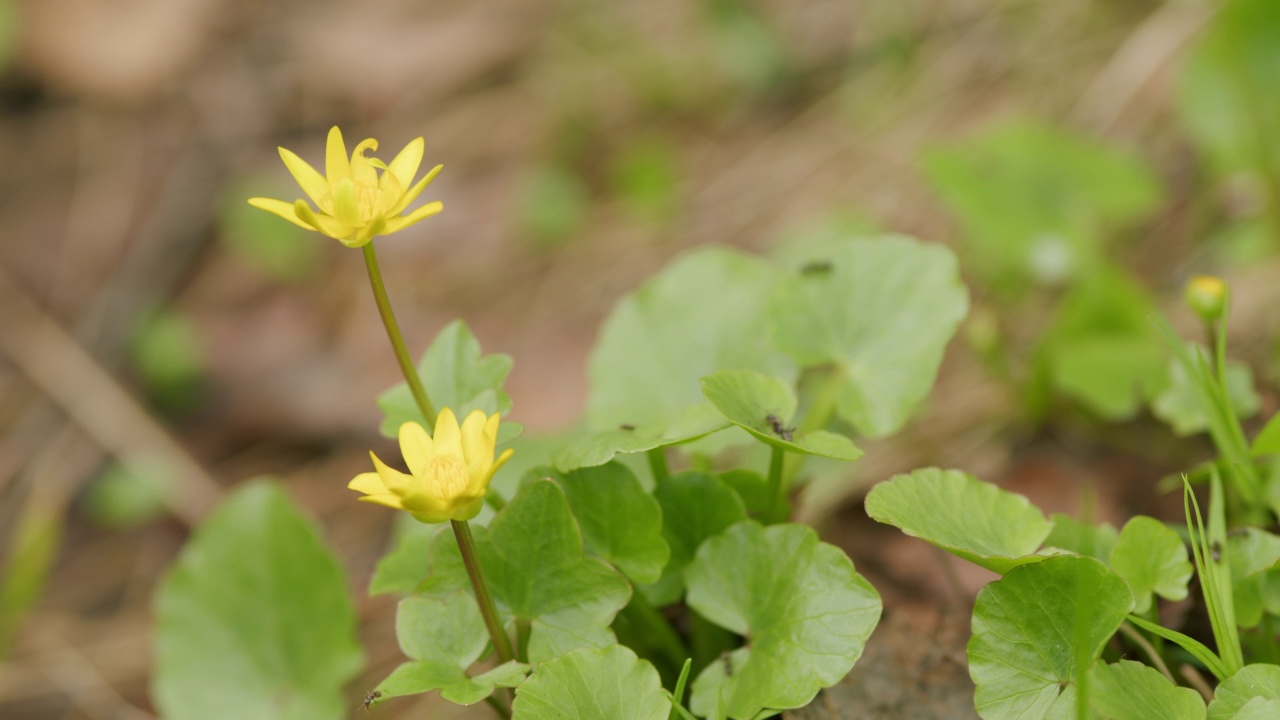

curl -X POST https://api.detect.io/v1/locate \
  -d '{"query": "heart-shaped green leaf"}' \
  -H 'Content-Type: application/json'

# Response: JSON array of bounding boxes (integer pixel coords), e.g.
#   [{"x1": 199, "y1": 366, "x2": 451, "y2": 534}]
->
[
  {"x1": 1207, "y1": 665, "x2": 1280, "y2": 720},
  {"x1": 524, "y1": 462, "x2": 669, "y2": 584},
  {"x1": 641, "y1": 471, "x2": 747, "y2": 606},
  {"x1": 865, "y1": 468, "x2": 1053, "y2": 574},
  {"x1": 373, "y1": 593, "x2": 528, "y2": 706},
  {"x1": 968, "y1": 555, "x2": 1133, "y2": 720},
  {"x1": 1109, "y1": 516, "x2": 1192, "y2": 614},
  {"x1": 553, "y1": 405, "x2": 729, "y2": 472},
  {"x1": 767, "y1": 235, "x2": 968, "y2": 438},
  {"x1": 1089, "y1": 660, "x2": 1205, "y2": 720},
  {"x1": 700, "y1": 369, "x2": 862, "y2": 459},
  {"x1": 417, "y1": 480, "x2": 632, "y2": 663},
  {"x1": 377, "y1": 320, "x2": 514, "y2": 436},
  {"x1": 512, "y1": 645, "x2": 669, "y2": 720},
  {"x1": 685, "y1": 521, "x2": 881, "y2": 719},
  {"x1": 153, "y1": 482, "x2": 363, "y2": 720},
  {"x1": 587, "y1": 247, "x2": 791, "y2": 432},
  {"x1": 1153, "y1": 353, "x2": 1260, "y2": 436},
  {"x1": 1043, "y1": 513, "x2": 1118, "y2": 562}
]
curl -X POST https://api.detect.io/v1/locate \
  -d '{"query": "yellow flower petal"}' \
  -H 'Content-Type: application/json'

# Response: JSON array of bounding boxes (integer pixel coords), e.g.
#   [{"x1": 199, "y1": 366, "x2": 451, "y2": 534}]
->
[
  {"x1": 388, "y1": 165, "x2": 442, "y2": 216},
  {"x1": 325, "y1": 126, "x2": 351, "y2": 185},
  {"x1": 371, "y1": 452, "x2": 413, "y2": 494},
  {"x1": 398, "y1": 421, "x2": 434, "y2": 477},
  {"x1": 383, "y1": 201, "x2": 444, "y2": 235},
  {"x1": 332, "y1": 178, "x2": 361, "y2": 227},
  {"x1": 490, "y1": 447, "x2": 515, "y2": 479},
  {"x1": 350, "y1": 138, "x2": 379, "y2": 187},
  {"x1": 247, "y1": 197, "x2": 313, "y2": 229},
  {"x1": 459, "y1": 410, "x2": 488, "y2": 466},
  {"x1": 432, "y1": 407, "x2": 463, "y2": 459},
  {"x1": 387, "y1": 137, "x2": 425, "y2": 189},
  {"x1": 377, "y1": 171, "x2": 405, "y2": 215},
  {"x1": 359, "y1": 494, "x2": 406, "y2": 510},
  {"x1": 293, "y1": 200, "x2": 352, "y2": 239},
  {"x1": 277, "y1": 147, "x2": 331, "y2": 211},
  {"x1": 348, "y1": 472, "x2": 388, "y2": 495}
]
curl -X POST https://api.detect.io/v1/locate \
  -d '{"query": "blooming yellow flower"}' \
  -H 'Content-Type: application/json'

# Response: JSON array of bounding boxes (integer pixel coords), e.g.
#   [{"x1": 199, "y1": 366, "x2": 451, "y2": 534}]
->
[
  {"x1": 349, "y1": 408, "x2": 514, "y2": 523},
  {"x1": 248, "y1": 126, "x2": 444, "y2": 248}
]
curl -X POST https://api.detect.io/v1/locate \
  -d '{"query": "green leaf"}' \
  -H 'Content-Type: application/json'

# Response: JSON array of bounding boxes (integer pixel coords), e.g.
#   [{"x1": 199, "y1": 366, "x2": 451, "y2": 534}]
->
[
  {"x1": 512, "y1": 645, "x2": 670, "y2": 720},
  {"x1": 767, "y1": 235, "x2": 968, "y2": 438},
  {"x1": 420, "y1": 480, "x2": 632, "y2": 664},
  {"x1": 81, "y1": 460, "x2": 173, "y2": 529},
  {"x1": 641, "y1": 471, "x2": 748, "y2": 606},
  {"x1": 923, "y1": 121, "x2": 1161, "y2": 292},
  {"x1": 526, "y1": 462, "x2": 669, "y2": 584},
  {"x1": 1153, "y1": 353, "x2": 1260, "y2": 436},
  {"x1": 1109, "y1": 516, "x2": 1192, "y2": 614},
  {"x1": 865, "y1": 468, "x2": 1053, "y2": 574},
  {"x1": 130, "y1": 307, "x2": 205, "y2": 408},
  {"x1": 554, "y1": 405, "x2": 729, "y2": 472},
  {"x1": 1040, "y1": 266, "x2": 1166, "y2": 420},
  {"x1": 377, "y1": 320, "x2": 513, "y2": 436},
  {"x1": 587, "y1": 247, "x2": 790, "y2": 432},
  {"x1": 1229, "y1": 528, "x2": 1280, "y2": 577},
  {"x1": 1125, "y1": 615, "x2": 1228, "y2": 682},
  {"x1": 153, "y1": 482, "x2": 363, "y2": 720},
  {"x1": 369, "y1": 516, "x2": 440, "y2": 596},
  {"x1": 610, "y1": 134, "x2": 681, "y2": 224},
  {"x1": 700, "y1": 369, "x2": 862, "y2": 459},
  {"x1": 1230, "y1": 698, "x2": 1280, "y2": 720},
  {"x1": 373, "y1": 593, "x2": 528, "y2": 706},
  {"x1": 685, "y1": 522, "x2": 881, "y2": 719},
  {"x1": 1043, "y1": 514, "x2": 1118, "y2": 562},
  {"x1": 1088, "y1": 660, "x2": 1205, "y2": 720},
  {"x1": 1179, "y1": 0, "x2": 1280, "y2": 181},
  {"x1": 968, "y1": 556, "x2": 1133, "y2": 720},
  {"x1": 1252, "y1": 412, "x2": 1280, "y2": 456},
  {"x1": 1207, "y1": 665, "x2": 1280, "y2": 720},
  {"x1": 519, "y1": 165, "x2": 589, "y2": 249}
]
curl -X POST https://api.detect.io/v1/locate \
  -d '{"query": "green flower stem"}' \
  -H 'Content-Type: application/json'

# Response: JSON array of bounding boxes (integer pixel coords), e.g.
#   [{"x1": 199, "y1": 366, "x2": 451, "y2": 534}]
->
[
  {"x1": 621, "y1": 590, "x2": 689, "y2": 672},
  {"x1": 361, "y1": 243, "x2": 436, "y2": 429},
  {"x1": 451, "y1": 520, "x2": 515, "y2": 665},
  {"x1": 647, "y1": 448, "x2": 670, "y2": 486},
  {"x1": 767, "y1": 445, "x2": 787, "y2": 515},
  {"x1": 515, "y1": 618, "x2": 531, "y2": 664}
]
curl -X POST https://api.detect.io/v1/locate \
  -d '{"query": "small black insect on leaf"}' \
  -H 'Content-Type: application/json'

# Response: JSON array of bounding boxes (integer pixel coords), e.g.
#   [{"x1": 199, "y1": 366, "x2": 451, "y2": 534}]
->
[
  {"x1": 721, "y1": 651, "x2": 734, "y2": 677},
  {"x1": 1210, "y1": 541, "x2": 1222, "y2": 563},
  {"x1": 619, "y1": 423, "x2": 636, "y2": 431},
  {"x1": 800, "y1": 260, "x2": 833, "y2": 276},
  {"x1": 362, "y1": 690, "x2": 383, "y2": 712},
  {"x1": 764, "y1": 413, "x2": 795, "y2": 442}
]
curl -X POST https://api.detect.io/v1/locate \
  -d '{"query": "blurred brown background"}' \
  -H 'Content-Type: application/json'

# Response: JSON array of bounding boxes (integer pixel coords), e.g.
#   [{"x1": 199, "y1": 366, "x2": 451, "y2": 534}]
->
[{"x1": 0, "y1": 0, "x2": 1276, "y2": 718}]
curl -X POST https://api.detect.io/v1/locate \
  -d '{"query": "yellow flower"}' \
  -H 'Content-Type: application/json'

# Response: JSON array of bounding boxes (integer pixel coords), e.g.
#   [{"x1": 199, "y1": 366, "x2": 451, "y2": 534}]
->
[
  {"x1": 248, "y1": 126, "x2": 444, "y2": 248},
  {"x1": 1184, "y1": 275, "x2": 1227, "y2": 322},
  {"x1": 349, "y1": 408, "x2": 514, "y2": 523}
]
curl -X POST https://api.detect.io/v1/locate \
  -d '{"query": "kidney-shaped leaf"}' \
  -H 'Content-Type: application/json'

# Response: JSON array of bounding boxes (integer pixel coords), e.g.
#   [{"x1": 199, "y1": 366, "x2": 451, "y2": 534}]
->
[
  {"x1": 968, "y1": 555, "x2": 1133, "y2": 720},
  {"x1": 685, "y1": 521, "x2": 881, "y2": 719},
  {"x1": 419, "y1": 480, "x2": 632, "y2": 664},
  {"x1": 768, "y1": 235, "x2": 968, "y2": 438},
  {"x1": 512, "y1": 645, "x2": 669, "y2": 720},
  {"x1": 700, "y1": 369, "x2": 862, "y2": 459},
  {"x1": 553, "y1": 405, "x2": 729, "y2": 472},
  {"x1": 865, "y1": 468, "x2": 1053, "y2": 574},
  {"x1": 526, "y1": 462, "x2": 669, "y2": 584},
  {"x1": 153, "y1": 482, "x2": 363, "y2": 720},
  {"x1": 1109, "y1": 516, "x2": 1192, "y2": 614},
  {"x1": 377, "y1": 320, "x2": 514, "y2": 436},
  {"x1": 1208, "y1": 665, "x2": 1280, "y2": 720},
  {"x1": 373, "y1": 593, "x2": 528, "y2": 706},
  {"x1": 1089, "y1": 660, "x2": 1205, "y2": 720},
  {"x1": 587, "y1": 246, "x2": 790, "y2": 432}
]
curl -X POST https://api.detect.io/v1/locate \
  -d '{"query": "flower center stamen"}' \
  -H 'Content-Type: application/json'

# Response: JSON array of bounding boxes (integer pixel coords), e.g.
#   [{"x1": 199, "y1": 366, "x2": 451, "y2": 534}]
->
[{"x1": 426, "y1": 455, "x2": 470, "y2": 499}]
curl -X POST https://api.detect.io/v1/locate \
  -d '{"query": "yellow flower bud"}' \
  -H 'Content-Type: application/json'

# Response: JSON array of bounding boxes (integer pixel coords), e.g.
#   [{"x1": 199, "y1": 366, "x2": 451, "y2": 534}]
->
[
  {"x1": 1184, "y1": 275, "x2": 1227, "y2": 323},
  {"x1": 349, "y1": 408, "x2": 514, "y2": 524},
  {"x1": 248, "y1": 126, "x2": 444, "y2": 248}
]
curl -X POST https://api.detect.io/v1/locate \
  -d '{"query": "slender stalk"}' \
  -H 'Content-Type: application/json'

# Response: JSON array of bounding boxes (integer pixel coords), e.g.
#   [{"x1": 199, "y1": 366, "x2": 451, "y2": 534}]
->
[
  {"x1": 515, "y1": 619, "x2": 532, "y2": 664},
  {"x1": 766, "y1": 445, "x2": 786, "y2": 515},
  {"x1": 361, "y1": 243, "x2": 436, "y2": 429},
  {"x1": 1118, "y1": 623, "x2": 1174, "y2": 684},
  {"x1": 451, "y1": 520, "x2": 515, "y2": 664},
  {"x1": 647, "y1": 448, "x2": 670, "y2": 486}
]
